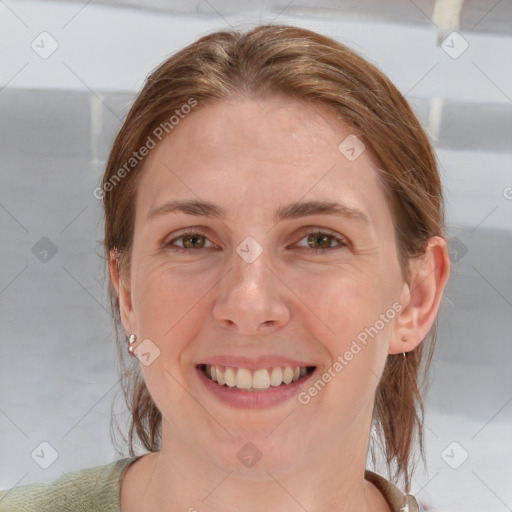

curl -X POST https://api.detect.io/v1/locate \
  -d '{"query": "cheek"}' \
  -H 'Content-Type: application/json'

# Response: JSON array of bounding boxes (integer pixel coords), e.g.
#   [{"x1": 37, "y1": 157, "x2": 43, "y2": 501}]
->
[
  {"x1": 293, "y1": 265, "x2": 394, "y2": 382},
  {"x1": 306, "y1": 272, "x2": 393, "y2": 412},
  {"x1": 132, "y1": 264, "x2": 207, "y2": 405},
  {"x1": 132, "y1": 260, "x2": 217, "y2": 347},
  {"x1": 293, "y1": 265, "x2": 384, "y2": 337}
]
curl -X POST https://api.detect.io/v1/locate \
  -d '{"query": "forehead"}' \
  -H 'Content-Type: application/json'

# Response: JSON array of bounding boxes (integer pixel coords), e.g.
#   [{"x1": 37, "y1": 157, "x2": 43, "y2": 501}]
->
[{"x1": 136, "y1": 97, "x2": 391, "y2": 231}]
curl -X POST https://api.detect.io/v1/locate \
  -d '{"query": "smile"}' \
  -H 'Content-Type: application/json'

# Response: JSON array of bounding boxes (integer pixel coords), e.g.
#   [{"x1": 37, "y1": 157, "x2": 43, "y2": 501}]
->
[{"x1": 199, "y1": 364, "x2": 316, "y2": 392}]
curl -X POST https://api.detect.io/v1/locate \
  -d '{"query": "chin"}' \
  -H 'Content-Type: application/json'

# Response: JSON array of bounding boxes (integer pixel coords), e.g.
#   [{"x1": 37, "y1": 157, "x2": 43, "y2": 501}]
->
[{"x1": 204, "y1": 434, "x2": 305, "y2": 480}]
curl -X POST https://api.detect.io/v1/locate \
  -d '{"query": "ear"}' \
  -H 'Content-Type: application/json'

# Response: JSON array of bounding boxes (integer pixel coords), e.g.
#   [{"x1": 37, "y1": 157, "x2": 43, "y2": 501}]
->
[
  {"x1": 389, "y1": 236, "x2": 451, "y2": 354},
  {"x1": 109, "y1": 250, "x2": 137, "y2": 336}
]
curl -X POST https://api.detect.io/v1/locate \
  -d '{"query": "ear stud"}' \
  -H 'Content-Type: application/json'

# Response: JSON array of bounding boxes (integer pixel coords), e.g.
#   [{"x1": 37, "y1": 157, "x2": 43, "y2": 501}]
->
[{"x1": 128, "y1": 334, "x2": 137, "y2": 355}]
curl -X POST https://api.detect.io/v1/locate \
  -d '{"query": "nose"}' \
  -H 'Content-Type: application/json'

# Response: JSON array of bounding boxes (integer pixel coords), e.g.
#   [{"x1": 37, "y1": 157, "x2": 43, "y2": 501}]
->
[{"x1": 212, "y1": 246, "x2": 291, "y2": 335}]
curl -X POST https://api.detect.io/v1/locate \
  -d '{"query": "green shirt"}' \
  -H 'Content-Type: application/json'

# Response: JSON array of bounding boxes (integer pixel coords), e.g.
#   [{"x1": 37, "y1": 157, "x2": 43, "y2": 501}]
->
[{"x1": 0, "y1": 458, "x2": 420, "y2": 511}]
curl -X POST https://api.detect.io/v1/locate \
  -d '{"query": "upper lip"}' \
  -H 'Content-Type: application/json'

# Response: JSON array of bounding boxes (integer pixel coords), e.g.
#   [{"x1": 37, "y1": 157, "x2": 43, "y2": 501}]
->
[{"x1": 198, "y1": 355, "x2": 316, "y2": 370}]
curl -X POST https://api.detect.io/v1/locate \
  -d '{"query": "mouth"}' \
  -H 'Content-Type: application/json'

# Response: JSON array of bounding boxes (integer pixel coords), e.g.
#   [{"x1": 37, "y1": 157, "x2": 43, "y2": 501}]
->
[{"x1": 197, "y1": 364, "x2": 316, "y2": 392}]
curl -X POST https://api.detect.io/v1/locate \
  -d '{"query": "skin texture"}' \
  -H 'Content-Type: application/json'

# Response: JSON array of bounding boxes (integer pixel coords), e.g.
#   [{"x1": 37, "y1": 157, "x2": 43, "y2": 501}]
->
[{"x1": 110, "y1": 96, "x2": 450, "y2": 512}]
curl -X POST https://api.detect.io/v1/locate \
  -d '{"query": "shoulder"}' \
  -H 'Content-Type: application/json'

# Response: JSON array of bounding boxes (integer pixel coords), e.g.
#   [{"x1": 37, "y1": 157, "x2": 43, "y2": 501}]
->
[
  {"x1": 365, "y1": 469, "x2": 422, "y2": 512},
  {"x1": 0, "y1": 458, "x2": 136, "y2": 512}
]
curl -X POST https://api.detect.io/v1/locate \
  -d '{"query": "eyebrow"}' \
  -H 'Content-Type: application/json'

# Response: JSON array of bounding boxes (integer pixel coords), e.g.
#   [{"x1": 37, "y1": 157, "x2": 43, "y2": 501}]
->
[{"x1": 147, "y1": 199, "x2": 370, "y2": 225}]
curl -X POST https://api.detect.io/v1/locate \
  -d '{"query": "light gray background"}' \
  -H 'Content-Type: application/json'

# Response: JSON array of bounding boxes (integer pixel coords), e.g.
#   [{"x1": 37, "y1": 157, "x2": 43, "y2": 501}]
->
[{"x1": 1, "y1": 1, "x2": 511, "y2": 511}]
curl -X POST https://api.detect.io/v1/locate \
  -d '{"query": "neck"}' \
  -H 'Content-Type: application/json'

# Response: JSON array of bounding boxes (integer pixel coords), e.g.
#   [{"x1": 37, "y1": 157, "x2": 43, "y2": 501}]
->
[{"x1": 123, "y1": 420, "x2": 391, "y2": 512}]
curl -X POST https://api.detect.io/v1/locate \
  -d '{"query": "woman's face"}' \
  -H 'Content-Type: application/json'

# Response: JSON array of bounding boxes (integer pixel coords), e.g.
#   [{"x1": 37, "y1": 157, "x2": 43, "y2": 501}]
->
[{"x1": 119, "y1": 96, "x2": 409, "y2": 477}]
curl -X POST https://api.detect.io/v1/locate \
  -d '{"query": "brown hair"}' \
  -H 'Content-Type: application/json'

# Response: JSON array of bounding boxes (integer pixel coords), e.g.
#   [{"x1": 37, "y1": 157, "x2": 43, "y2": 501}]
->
[{"x1": 103, "y1": 24, "x2": 444, "y2": 493}]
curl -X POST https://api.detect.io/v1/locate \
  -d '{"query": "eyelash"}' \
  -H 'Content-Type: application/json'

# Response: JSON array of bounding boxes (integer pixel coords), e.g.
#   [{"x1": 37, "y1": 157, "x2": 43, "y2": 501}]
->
[{"x1": 164, "y1": 229, "x2": 347, "y2": 255}]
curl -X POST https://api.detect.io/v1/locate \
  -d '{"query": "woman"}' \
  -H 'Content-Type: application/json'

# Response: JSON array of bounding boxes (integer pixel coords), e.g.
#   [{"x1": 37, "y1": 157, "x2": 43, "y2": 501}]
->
[{"x1": 0, "y1": 24, "x2": 450, "y2": 512}]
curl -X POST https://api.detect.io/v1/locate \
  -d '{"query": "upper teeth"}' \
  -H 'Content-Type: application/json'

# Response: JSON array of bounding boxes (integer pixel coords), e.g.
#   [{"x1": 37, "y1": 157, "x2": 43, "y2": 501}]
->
[{"x1": 205, "y1": 365, "x2": 309, "y2": 390}]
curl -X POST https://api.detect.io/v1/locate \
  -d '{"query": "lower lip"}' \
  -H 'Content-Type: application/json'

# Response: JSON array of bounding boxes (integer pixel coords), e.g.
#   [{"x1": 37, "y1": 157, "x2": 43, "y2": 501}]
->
[{"x1": 196, "y1": 366, "x2": 316, "y2": 409}]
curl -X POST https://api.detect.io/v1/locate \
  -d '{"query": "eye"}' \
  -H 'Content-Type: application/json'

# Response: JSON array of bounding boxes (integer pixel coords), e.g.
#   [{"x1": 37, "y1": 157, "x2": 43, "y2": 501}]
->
[
  {"x1": 164, "y1": 229, "x2": 346, "y2": 254},
  {"x1": 164, "y1": 231, "x2": 215, "y2": 253},
  {"x1": 294, "y1": 230, "x2": 347, "y2": 254}
]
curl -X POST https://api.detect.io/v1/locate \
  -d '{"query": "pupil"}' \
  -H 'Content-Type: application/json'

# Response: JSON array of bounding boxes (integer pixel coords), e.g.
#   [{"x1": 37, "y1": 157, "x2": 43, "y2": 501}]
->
[
  {"x1": 185, "y1": 235, "x2": 203, "y2": 248},
  {"x1": 310, "y1": 234, "x2": 330, "y2": 249}
]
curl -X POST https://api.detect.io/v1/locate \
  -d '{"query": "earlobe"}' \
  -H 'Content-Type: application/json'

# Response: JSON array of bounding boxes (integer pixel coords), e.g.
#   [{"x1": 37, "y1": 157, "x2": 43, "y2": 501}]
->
[
  {"x1": 109, "y1": 250, "x2": 137, "y2": 336},
  {"x1": 389, "y1": 236, "x2": 451, "y2": 354}
]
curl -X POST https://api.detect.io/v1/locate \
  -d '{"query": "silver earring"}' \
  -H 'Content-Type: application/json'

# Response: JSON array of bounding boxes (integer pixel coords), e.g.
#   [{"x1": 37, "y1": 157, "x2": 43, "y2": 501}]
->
[{"x1": 128, "y1": 334, "x2": 137, "y2": 355}]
